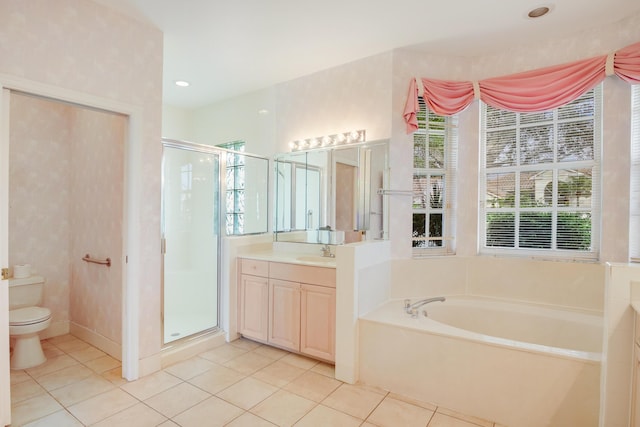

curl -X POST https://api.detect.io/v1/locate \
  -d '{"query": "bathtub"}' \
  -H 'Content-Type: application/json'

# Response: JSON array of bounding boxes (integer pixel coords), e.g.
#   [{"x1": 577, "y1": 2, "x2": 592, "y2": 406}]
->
[{"x1": 358, "y1": 296, "x2": 603, "y2": 427}]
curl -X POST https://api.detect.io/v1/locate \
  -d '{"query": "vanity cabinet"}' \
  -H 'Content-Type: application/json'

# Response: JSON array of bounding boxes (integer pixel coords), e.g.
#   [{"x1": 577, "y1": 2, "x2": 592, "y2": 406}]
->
[
  {"x1": 633, "y1": 313, "x2": 640, "y2": 427},
  {"x1": 238, "y1": 260, "x2": 269, "y2": 342},
  {"x1": 300, "y1": 283, "x2": 336, "y2": 361},
  {"x1": 238, "y1": 257, "x2": 336, "y2": 362},
  {"x1": 268, "y1": 279, "x2": 300, "y2": 351}
]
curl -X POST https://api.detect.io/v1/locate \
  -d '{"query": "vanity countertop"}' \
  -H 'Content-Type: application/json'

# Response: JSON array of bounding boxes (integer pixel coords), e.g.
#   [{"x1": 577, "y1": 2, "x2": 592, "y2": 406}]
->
[{"x1": 238, "y1": 250, "x2": 336, "y2": 268}]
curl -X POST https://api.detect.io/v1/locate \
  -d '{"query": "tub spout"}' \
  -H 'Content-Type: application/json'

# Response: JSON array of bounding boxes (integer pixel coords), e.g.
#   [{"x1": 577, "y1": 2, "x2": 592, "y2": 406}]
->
[{"x1": 404, "y1": 297, "x2": 446, "y2": 314}]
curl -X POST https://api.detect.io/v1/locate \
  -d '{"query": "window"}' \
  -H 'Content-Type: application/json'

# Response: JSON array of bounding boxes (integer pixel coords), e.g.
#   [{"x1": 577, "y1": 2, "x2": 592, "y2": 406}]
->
[
  {"x1": 631, "y1": 85, "x2": 640, "y2": 262},
  {"x1": 218, "y1": 141, "x2": 245, "y2": 235},
  {"x1": 412, "y1": 97, "x2": 457, "y2": 254},
  {"x1": 480, "y1": 86, "x2": 602, "y2": 258}
]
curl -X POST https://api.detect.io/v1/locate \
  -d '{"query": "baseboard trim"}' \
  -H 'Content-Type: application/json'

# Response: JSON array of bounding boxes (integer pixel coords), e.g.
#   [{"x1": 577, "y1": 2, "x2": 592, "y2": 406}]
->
[
  {"x1": 69, "y1": 322, "x2": 122, "y2": 361},
  {"x1": 41, "y1": 320, "x2": 70, "y2": 340}
]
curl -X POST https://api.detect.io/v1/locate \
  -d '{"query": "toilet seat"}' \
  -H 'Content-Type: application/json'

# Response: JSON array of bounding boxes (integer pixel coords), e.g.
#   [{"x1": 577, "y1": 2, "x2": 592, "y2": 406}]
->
[{"x1": 9, "y1": 307, "x2": 51, "y2": 326}]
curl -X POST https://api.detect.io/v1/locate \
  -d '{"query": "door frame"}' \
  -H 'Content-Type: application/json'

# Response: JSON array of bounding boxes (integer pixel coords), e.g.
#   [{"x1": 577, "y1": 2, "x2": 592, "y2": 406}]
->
[
  {"x1": 0, "y1": 75, "x2": 144, "y2": 422},
  {"x1": 0, "y1": 88, "x2": 10, "y2": 427},
  {"x1": 160, "y1": 139, "x2": 224, "y2": 346}
]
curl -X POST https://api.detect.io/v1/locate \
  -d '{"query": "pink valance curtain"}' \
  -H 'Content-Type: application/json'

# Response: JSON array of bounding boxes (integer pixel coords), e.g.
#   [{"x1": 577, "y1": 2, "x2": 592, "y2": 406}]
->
[{"x1": 404, "y1": 41, "x2": 640, "y2": 133}]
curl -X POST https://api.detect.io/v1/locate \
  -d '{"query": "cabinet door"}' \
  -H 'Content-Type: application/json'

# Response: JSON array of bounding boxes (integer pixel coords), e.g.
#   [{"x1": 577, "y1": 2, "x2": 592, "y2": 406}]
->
[
  {"x1": 635, "y1": 358, "x2": 640, "y2": 427},
  {"x1": 269, "y1": 279, "x2": 300, "y2": 351},
  {"x1": 300, "y1": 284, "x2": 336, "y2": 362},
  {"x1": 239, "y1": 274, "x2": 269, "y2": 342}
]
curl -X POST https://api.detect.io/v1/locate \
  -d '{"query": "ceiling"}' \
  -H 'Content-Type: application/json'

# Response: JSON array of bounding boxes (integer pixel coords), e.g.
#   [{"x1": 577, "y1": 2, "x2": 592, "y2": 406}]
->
[{"x1": 94, "y1": 0, "x2": 640, "y2": 109}]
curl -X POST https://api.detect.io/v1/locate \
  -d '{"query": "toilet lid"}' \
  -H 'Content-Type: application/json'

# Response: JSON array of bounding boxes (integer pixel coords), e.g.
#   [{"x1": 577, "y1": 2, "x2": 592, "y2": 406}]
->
[{"x1": 9, "y1": 307, "x2": 51, "y2": 326}]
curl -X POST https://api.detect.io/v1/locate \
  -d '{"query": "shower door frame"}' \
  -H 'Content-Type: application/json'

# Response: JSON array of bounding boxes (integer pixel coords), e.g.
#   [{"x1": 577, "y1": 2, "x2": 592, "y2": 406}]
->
[{"x1": 161, "y1": 139, "x2": 224, "y2": 346}]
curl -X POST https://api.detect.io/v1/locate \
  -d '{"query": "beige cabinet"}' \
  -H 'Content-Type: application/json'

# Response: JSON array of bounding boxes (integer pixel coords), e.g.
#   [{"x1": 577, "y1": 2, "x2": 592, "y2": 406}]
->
[
  {"x1": 238, "y1": 257, "x2": 336, "y2": 363},
  {"x1": 300, "y1": 283, "x2": 336, "y2": 361},
  {"x1": 238, "y1": 260, "x2": 269, "y2": 342},
  {"x1": 268, "y1": 279, "x2": 300, "y2": 351},
  {"x1": 633, "y1": 313, "x2": 640, "y2": 427},
  {"x1": 635, "y1": 358, "x2": 640, "y2": 427}
]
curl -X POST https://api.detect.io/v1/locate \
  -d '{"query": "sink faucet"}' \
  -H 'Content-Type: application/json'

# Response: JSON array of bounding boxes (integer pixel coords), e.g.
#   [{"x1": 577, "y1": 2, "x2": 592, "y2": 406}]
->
[
  {"x1": 321, "y1": 244, "x2": 335, "y2": 258},
  {"x1": 404, "y1": 297, "x2": 446, "y2": 316}
]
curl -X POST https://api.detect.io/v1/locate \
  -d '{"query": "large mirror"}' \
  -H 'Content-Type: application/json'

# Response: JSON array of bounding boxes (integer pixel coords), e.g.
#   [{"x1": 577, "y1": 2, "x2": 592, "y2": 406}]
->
[{"x1": 274, "y1": 139, "x2": 389, "y2": 244}]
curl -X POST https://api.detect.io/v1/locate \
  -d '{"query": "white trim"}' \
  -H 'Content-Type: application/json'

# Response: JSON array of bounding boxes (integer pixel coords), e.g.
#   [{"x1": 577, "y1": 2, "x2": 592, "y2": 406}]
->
[
  {"x1": 123, "y1": 108, "x2": 142, "y2": 381},
  {"x1": 0, "y1": 74, "x2": 143, "y2": 381},
  {"x1": 69, "y1": 322, "x2": 122, "y2": 361},
  {"x1": 0, "y1": 88, "x2": 12, "y2": 427},
  {"x1": 40, "y1": 320, "x2": 70, "y2": 340}
]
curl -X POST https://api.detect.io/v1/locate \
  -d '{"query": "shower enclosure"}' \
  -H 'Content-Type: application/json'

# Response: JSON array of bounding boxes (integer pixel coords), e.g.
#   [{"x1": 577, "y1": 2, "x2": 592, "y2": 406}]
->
[{"x1": 161, "y1": 140, "x2": 221, "y2": 344}]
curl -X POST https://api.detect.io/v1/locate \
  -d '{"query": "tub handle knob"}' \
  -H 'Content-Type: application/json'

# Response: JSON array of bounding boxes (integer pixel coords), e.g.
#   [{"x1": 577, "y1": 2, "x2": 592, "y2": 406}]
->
[
  {"x1": 404, "y1": 299, "x2": 411, "y2": 311},
  {"x1": 410, "y1": 308, "x2": 419, "y2": 319}
]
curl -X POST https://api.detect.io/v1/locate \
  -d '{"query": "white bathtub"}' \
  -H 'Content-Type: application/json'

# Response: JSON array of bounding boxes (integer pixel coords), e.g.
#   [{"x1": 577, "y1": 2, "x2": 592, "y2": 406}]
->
[{"x1": 359, "y1": 296, "x2": 603, "y2": 427}]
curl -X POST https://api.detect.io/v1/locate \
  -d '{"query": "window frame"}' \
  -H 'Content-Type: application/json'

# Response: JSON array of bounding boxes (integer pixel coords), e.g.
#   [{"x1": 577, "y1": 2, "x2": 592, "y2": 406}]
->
[
  {"x1": 412, "y1": 97, "x2": 458, "y2": 256},
  {"x1": 479, "y1": 85, "x2": 602, "y2": 260}
]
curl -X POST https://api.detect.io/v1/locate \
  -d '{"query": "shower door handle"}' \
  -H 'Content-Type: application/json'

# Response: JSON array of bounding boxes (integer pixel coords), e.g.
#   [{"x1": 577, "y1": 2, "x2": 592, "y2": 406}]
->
[{"x1": 161, "y1": 237, "x2": 166, "y2": 255}]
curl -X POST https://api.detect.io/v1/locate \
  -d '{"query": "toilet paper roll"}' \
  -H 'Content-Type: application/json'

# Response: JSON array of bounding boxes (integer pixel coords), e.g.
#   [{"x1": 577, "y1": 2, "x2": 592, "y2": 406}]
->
[{"x1": 13, "y1": 264, "x2": 31, "y2": 279}]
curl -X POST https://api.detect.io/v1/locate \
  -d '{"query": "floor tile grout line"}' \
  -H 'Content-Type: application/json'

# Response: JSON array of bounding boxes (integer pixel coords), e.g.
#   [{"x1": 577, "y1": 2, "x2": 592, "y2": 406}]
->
[
  {"x1": 12, "y1": 377, "x2": 88, "y2": 427},
  {"x1": 201, "y1": 350, "x2": 333, "y2": 427},
  {"x1": 13, "y1": 335, "x2": 499, "y2": 426},
  {"x1": 361, "y1": 389, "x2": 390, "y2": 424},
  {"x1": 425, "y1": 407, "x2": 437, "y2": 427},
  {"x1": 214, "y1": 363, "x2": 312, "y2": 420},
  {"x1": 13, "y1": 338, "x2": 129, "y2": 425}
]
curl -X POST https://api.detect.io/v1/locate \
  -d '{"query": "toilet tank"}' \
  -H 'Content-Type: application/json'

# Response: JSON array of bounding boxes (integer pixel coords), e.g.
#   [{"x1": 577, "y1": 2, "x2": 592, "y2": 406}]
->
[{"x1": 8, "y1": 275, "x2": 45, "y2": 310}]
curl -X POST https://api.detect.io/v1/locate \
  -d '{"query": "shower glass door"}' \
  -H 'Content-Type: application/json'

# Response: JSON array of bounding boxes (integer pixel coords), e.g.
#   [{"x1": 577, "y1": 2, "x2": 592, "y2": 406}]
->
[{"x1": 162, "y1": 141, "x2": 220, "y2": 344}]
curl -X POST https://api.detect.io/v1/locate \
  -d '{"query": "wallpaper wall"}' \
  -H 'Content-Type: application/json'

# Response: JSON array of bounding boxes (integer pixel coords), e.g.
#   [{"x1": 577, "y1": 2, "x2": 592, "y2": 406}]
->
[
  {"x1": 276, "y1": 51, "x2": 394, "y2": 152},
  {"x1": 9, "y1": 94, "x2": 72, "y2": 329},
  {"x1": 0, "y1": 0, "x2": 163, "y2": 359},
  {"x1": 69, "y1": 107, "x2": 125, "y2": 345},
  {"x1": 9, "y1": 93, "x2": 125, "y2": 346}
]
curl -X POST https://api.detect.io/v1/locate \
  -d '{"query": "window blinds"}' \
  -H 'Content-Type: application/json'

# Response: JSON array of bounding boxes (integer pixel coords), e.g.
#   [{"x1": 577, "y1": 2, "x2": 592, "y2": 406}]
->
[
  {"x1": 480, "y1": 87, "x2": 601, "y2": 258},
  {"x1": 630, "y1": 85, "x2": 640, "y2": 262}
]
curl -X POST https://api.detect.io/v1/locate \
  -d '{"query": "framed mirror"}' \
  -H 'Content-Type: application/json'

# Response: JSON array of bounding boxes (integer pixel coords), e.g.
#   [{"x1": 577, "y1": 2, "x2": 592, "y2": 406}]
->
[{"x1": 274, "y1": 139, "x2": 389, "y2": 244}]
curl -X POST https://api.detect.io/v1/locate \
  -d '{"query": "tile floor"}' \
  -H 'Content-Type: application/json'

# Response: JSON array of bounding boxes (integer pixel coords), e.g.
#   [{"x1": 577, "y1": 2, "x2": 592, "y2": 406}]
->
[{"x1": 9, "y1": 335, "x2": 503, "y2": 426}]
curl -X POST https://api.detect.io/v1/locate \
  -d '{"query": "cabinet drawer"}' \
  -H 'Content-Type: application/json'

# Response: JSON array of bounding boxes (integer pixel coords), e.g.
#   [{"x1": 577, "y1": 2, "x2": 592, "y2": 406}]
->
[
  {"x1": 240, "y1": 258, "x2": 269, "y2": 277},
  {"x1": 269, "y1": 262, "x2": 336, "y2": 288}
]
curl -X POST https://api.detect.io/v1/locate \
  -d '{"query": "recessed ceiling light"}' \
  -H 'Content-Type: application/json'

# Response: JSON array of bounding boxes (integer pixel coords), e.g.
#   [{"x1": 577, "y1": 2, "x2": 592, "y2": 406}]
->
[
  {"x1": 175, "y1": 80, "x2": 190, "y2": 87},
  {"x1": 528, "y1": 6, "x2": 550, "y2": 18},
  {"x1": 258, "y1": 109, "x2": 269, "y2": 115}
]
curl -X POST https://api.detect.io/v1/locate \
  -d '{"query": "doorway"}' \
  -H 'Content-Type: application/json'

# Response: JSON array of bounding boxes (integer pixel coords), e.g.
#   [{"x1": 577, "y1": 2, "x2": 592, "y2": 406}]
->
[
  {"x1": 1, "y1": 81, "x2": 142, "y2": 425},
  {"x1": 8, "y1": 91, "x2": 126, "y2": 348},
  {"x1": 161, "y1": 140, "x2": 221, "y2": 344}
]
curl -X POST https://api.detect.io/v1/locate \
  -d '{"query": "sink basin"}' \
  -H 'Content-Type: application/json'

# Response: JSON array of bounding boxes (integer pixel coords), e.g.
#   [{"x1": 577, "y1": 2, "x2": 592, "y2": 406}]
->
[{"x1": 296, "y1": 255, "x2": 336, "y2": 264}]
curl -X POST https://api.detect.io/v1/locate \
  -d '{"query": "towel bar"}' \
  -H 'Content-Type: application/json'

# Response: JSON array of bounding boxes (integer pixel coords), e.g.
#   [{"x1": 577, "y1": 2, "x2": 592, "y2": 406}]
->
[{"x1": 82, "y1": 254, "x2": 111, "y2": 267}]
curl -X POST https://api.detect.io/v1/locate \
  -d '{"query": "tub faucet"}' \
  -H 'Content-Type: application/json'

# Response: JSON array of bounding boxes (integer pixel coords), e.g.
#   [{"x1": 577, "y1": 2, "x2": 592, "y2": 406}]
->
[{"x1": 404, "y1": 297, "x2": 446, "y2": 316}]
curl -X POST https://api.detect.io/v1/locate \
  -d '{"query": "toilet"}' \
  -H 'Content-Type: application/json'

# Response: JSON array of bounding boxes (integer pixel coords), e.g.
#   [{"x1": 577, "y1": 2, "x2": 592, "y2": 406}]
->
[{"x1": 8, "y1": 275, "x2": 52, "y2": 370}]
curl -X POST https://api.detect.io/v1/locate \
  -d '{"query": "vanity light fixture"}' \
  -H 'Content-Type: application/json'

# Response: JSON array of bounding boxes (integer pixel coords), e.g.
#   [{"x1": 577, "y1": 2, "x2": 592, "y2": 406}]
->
[
  {"x1": 290, "y1": 129, "x2": 366, "y2": 152},
  {"x1": 175, "y1": 80, "x2": 190, "y2": 87}
]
